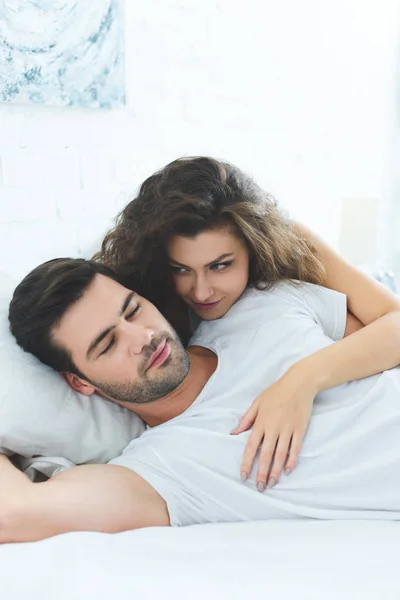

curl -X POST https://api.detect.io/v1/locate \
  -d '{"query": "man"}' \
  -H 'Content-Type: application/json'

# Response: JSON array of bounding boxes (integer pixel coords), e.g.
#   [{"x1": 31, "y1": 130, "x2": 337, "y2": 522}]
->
[{"x1": 3, "y1": 257, "x2": 400, "y2": 543}]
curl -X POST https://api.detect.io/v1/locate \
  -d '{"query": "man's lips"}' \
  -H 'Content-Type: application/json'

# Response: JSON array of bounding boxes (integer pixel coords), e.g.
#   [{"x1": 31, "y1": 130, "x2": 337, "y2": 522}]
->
[
  {"x1": 146, "y1": 340, "x2": 170, "y2": 371},
  {"x1": 192, "y1": 299, "x2": 221, "y2": 311}
]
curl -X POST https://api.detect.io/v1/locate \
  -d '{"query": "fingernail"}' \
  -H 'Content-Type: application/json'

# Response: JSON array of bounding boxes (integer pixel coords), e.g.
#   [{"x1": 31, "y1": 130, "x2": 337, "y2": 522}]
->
[
  {"x1": 267, "y1": 477, "x2": 276, "y2": 489},
  {"x1": 230, "y1": 429, "x2": 237, "y2": 435},
  {"x1": 257, "y1": 482, "x2": 265, "y2": 492},
  {"x1": 284, "y1": 467, "x2": 292, "y2": 476},
  {"x1": 240, "y1": 471, "x2": 247, "y2": 482}
]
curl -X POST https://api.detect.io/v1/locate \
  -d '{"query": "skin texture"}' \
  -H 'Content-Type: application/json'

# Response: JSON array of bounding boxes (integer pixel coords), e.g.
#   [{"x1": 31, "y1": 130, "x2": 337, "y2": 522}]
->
[
  {"x1": 0, "y1": 454, "x2": 170, "y2": 543},
  {"x1": 168, "y1": 227, "x2": 250, "y2": 321},
  {"x1": 58, "y1": 274, "x2": 218, "y2": 426},
  {"x1": 56, "y1": 275, "x2": 190, "y2": 405}
]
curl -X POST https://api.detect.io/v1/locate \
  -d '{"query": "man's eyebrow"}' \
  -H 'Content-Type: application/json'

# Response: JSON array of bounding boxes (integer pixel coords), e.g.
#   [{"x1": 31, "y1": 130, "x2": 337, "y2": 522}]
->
[
  {"x1": 120, "y1": 291, "x2": 136, "y2": 316},
  {"x1": 169, "y1": 253, "x2": 234, "y2": 269},
  {"x1": 86, "y1": 291, "x2": 137, "y2": 359}
]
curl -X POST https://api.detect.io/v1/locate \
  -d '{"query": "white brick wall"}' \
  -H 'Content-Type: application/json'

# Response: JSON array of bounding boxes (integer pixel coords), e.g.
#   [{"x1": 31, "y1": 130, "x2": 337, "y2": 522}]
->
[{"x1": 0, "y1": 0, "x2": 399, "y2": 280}]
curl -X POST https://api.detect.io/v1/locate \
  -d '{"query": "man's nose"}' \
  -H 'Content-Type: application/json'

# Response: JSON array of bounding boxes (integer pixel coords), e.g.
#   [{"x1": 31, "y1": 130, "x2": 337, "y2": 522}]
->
[
  {"x1": 120, "y1": 320, "x2": 154, "y2": 354},
  {"x1": 192, "y1": 275, "x2": 213, "y2": 302}
]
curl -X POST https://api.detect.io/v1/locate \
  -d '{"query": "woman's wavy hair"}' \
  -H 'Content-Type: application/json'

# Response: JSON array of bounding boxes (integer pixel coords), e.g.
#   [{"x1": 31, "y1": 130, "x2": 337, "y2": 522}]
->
[{"x1": 94, "y1": 156, "x2": 325, "y2": 310}]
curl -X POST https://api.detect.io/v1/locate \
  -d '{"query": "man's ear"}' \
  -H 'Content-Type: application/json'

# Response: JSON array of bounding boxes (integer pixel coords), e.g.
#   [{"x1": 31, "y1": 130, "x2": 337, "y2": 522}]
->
[{"x1": 62, "y1": 372, "x2": 96, "y2": 396}]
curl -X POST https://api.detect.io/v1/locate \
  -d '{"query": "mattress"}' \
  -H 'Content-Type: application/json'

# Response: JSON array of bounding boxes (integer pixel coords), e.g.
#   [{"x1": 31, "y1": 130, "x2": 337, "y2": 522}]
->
[{"x1": 2, "y1": 519, "x2": 399, "y2": 599}]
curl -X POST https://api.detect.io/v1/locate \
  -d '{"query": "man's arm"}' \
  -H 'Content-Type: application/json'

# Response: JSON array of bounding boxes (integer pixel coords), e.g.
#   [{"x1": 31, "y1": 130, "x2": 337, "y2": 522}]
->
[{"x1": 0, "y1": 454, "x2": 170, "y2": 543}]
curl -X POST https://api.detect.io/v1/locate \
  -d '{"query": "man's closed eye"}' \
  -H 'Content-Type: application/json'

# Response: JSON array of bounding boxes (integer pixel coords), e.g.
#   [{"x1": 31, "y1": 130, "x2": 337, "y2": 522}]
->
[
  {"x1": 99, "y1": 304, "x2": 141, "y2": 357},
  {"x1": 100, "y1": 337, "x2": 115, "y2": 357},
  {"x1": 126, "y1": 304, "x2": 141, "y2": 320}
]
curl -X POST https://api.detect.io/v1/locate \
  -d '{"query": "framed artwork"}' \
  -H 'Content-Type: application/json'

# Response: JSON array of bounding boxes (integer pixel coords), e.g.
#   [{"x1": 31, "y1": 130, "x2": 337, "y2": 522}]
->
[{"x1": 0, "y1": 0, "x2": 125, "y2": 109}]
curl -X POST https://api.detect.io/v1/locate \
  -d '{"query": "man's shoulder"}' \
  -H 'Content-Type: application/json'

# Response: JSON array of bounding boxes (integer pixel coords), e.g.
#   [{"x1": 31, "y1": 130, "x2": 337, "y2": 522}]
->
[
  {"x1": 189, "y1": 281, "x2": 308, "y2": 347},
  {"x1": 224, "y1": 281, "x2": 313, "y2": 316}
]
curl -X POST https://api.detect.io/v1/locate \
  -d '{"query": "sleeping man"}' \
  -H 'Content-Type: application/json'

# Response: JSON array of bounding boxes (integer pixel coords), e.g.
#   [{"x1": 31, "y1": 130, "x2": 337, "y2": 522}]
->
[{"x1": 2, "y1": 257, "x2": 400, "y2": 543}]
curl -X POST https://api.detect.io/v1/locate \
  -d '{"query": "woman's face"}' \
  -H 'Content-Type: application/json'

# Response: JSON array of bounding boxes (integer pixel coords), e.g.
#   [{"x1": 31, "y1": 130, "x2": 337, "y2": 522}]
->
[{"x1": 167, "y1": 227, "x2": 250, "y2": 320}]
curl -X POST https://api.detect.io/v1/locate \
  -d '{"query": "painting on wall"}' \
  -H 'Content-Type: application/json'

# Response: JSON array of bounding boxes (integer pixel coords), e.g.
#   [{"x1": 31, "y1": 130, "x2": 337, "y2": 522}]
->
[{"x1": 0, "y1": 0, "x2": 125, "y2": 109}]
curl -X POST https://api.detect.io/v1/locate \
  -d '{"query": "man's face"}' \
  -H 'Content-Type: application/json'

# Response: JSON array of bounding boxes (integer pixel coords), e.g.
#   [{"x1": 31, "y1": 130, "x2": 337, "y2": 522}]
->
[{"x1": 53, "y1": 274, "x2": 189, "y2": 404}]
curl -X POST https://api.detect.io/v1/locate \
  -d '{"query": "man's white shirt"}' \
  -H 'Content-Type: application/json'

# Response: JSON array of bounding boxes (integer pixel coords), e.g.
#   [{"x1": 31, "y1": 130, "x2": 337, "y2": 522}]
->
[{"x1": 110, "y1": 282, "x2": 400, "y2": 524}]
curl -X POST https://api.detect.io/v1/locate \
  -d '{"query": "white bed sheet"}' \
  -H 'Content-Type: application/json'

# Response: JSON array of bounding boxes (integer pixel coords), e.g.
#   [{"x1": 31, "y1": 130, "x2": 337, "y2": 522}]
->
[{"x1": 1, "y1": 520, "x2": 399, "y2": 599}]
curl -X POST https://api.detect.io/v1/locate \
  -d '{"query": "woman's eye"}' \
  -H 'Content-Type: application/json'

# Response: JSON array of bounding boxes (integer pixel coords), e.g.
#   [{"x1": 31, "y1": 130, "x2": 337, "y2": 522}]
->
[
  {"x1": 170, "y1": 266, "x2": 187, "y2": 275},
  {"x1": 210, "y1": 261, "x2": 232, "y2": 272},
  {"x1": 126, "y1": 304, "x2": 141, "y2": 320}
]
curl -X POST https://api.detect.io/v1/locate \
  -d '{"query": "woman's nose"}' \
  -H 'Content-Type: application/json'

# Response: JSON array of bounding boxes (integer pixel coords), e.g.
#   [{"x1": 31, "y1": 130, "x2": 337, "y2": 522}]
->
[{"x1": 192, "y1": 276, "x2": 213, "y2": 302}]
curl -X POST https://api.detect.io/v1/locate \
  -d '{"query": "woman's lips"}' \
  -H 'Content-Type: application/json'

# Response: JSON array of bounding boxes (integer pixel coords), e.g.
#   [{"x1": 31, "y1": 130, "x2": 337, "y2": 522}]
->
[
  {"x1": 146, "y1": 340, "x2": 170, "y2": 370},
  {"x1": 192, "y1": 299, "x2": 221, "y2": 311}
]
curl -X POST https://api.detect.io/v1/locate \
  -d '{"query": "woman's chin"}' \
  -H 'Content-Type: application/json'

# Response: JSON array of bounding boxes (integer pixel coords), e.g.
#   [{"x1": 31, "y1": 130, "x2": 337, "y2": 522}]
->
[
  {"x1": 195, "y1": 306, "x2": 231, "y2": 321},
  {"x1": 183, "y1": 297, "x2": 234, "y2": 321}
]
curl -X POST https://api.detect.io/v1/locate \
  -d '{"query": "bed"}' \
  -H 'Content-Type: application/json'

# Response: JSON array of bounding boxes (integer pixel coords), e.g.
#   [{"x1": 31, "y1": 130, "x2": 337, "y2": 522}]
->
[
  {"x1": 2, "y1": 267, "x2": 399, "y2": 600},
  {"x1": 2, "y1": 520, "x2": 399, "y2": 599}
]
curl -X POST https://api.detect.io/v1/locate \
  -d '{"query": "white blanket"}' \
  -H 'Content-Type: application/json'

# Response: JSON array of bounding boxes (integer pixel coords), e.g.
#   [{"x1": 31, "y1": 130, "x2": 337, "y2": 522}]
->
[{"x1": 2, "y1": 520, "x2": 399, "y2": 599}]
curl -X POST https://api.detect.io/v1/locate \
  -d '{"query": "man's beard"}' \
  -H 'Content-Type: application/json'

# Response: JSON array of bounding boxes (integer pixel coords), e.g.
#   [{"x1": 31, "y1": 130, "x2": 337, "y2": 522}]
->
[{"x1": 87, "y1": 330, "x2": 190, "y2": 405}]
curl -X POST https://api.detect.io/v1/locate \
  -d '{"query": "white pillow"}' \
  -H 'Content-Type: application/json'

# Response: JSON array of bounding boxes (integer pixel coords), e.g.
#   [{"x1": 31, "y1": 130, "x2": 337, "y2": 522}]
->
[{"x1": 0, "y1": 272, "x2": 145, "y2": 469}]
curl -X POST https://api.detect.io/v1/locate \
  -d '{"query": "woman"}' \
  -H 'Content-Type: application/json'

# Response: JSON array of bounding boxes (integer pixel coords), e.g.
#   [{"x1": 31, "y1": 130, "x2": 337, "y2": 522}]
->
[{"x1": 95, "y1": 156, "x2": 400, "y2": 491}]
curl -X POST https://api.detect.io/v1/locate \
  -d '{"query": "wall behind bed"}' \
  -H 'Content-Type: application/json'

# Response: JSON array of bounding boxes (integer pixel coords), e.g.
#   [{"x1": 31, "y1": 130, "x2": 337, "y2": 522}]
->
[{"x1": 0, "y1": 0, "x2": 398, "y2": 281}]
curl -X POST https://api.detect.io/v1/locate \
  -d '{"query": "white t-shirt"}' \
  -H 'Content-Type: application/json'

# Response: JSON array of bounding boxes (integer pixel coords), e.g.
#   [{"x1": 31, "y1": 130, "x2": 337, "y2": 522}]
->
[{"x1": 110, "y1": 282, "x2": 400, "y2": 524}]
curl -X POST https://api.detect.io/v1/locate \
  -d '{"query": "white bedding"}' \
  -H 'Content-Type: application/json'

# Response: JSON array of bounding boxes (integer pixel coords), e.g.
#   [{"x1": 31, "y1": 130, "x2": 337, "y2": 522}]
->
[{"x1": 2, "y1": 520, "x2": 399, "y2": 599}]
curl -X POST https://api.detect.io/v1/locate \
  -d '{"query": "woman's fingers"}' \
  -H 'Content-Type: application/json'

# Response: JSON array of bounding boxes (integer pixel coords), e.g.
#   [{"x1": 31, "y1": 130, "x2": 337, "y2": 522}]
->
[
  {"x1": 238, "y1": 420, "x2": 307, "y2": 488},
  {"x1": 254, "y1": 434, "x2": 280, "y2": 491},
  {"x1": 263, "y1": 432, "x2": 292, "y2": 487},
  {"x1": 239, "y1": 427, "x2": 264, "y2": 481},
  {"x1": 242, "y1": 430, "x2": 299, "y2": 490},
  {"x1": 231, "y1": 400, "x2": 259, "y2": 435},
  {"x1": 284, "y1": 430, "x2": 303, "y2": 476}
]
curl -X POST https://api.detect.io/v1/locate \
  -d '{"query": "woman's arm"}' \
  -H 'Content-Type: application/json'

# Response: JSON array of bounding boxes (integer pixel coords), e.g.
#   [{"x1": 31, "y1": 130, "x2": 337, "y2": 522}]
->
[
  {"x1": 234, "y1": 223, "x2": 400, "y2": 489},
  {"x1": 293, "y1": 222, "x2": 400, "y2": 387},
  {"x1": 344, "y1": 311, "x2": 364, "y2": 336},
  {"x1": 0, "y1": 455, "x2": 169, "y2": 543}
]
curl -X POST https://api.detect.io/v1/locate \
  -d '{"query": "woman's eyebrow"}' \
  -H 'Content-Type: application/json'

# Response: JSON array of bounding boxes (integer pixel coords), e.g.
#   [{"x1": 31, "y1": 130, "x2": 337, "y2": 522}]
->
[
  {"x1": 169, "y1": 253, "x2": 234, "y2": 268},
  {"x1": 169, "y1": 258, "x2": 187, "y2": 267}
]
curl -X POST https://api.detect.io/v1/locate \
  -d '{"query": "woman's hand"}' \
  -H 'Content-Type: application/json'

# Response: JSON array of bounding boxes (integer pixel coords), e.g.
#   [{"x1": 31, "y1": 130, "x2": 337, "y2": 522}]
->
[{"x1": 231, "y1": 367, "x2": 317, "y2": 491}]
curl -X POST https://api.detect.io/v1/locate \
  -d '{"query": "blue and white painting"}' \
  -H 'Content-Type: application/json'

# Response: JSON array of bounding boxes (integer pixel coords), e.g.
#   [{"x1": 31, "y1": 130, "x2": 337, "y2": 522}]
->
[{"x1": 0, "y1": 0, "x2": 125, "y2": 109}]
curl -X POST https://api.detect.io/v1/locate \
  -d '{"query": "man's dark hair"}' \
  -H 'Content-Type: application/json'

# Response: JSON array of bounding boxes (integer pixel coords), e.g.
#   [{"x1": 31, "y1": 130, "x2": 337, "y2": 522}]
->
[{"x1": 9, "y1": 258, "x2": 121, "y2": 377}]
